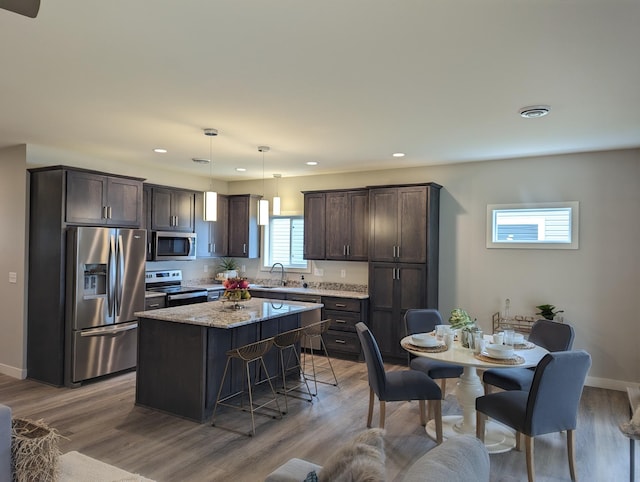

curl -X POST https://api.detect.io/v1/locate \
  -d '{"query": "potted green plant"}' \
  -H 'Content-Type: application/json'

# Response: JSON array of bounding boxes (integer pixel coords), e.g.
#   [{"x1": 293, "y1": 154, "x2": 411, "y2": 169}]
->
[
  {"x1": 217, "y1": 257, "x2": 239, "y2": 279},
  {"x1": 535, "y1": 304, "x2": 564, "y2": 321}
]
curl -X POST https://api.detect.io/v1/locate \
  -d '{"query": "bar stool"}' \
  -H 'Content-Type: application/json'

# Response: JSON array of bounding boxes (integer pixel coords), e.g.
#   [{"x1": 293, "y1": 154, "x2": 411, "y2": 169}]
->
[
  {"x1": 301, "y1": 319, "x2": 339, "y2": 396},
  {"x1": 272, "y1": 327, "x2": 313, "y2": 413},
  {"x1": 211, "y1": 337, "x2": 282, "y2": 436}
]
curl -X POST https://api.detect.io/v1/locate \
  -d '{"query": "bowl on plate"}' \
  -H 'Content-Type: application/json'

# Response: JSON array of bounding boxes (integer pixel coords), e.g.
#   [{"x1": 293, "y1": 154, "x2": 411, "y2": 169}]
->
[
  {"x1": 485, "y1": 343, "x2": 515, "y2": 359},
  {"x1": 411, "y1": 333, "x2": 439, "y2": 347}
]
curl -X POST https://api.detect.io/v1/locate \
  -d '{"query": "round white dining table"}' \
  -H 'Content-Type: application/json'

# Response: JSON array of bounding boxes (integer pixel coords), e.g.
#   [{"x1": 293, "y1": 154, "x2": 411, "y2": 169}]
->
[{"x1": 401, "y1": 335, "x2": 548, "y2": 453}]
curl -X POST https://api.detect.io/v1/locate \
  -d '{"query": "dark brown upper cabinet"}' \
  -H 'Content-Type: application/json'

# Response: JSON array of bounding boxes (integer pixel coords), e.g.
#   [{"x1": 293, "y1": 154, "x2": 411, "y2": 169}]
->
[{"x1": 66, "y1": 170, "x2": 143, "y2": 227}]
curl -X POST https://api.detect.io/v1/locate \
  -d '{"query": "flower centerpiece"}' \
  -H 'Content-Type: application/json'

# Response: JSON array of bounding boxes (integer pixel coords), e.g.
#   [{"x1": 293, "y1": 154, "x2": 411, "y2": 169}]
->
[
  {"x1": 449, "y1": 308, "x2": 477, "y2": 348},
  {"x1": 222, "y1": 277, "x2": 251, "y2": 307}
]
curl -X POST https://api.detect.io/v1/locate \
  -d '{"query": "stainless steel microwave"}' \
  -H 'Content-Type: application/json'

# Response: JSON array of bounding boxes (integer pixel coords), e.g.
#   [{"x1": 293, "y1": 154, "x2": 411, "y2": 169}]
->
[{"x1": 152, "y1": 231, "x2": 197, "y2": 261}]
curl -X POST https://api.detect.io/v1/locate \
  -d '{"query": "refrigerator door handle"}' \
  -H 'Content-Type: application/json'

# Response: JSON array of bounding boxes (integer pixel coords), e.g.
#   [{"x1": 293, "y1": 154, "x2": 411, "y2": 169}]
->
[
  {"x1": 116, "y1": 234, "x2": 124, "y2": 316},
  {"x1": 80, "y1": 322, "x2": 138, "y2": 337},
  {"x1": 107, "y1": 234, "x2": 116, "y2": 317}
]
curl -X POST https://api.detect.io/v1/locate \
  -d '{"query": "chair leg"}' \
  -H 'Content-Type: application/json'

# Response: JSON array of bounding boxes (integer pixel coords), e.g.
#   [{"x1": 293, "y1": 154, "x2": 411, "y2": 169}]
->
[
  {"x1": 379, "y1": 400, "x2": 386, "y2": 429},
  {"x1": 367, "y1": 387, "x2": 374, "y2": 428},
  {"x1": 484, "y1": 381, "x2": 491, "y2": 395},
  {"x1": 476, "y1": 411, "x2": 486, "y2": 442},
  {"x1": 419, "y1": 399, "x2": 426, "y2": 426},
  {"x1": 515, "y1": 431, "x2": 522, "y2": 451},
  {"x1": 525, "y1": 435, "x2": 535, "y2": 482},
  {"x1": 440, "y1": 378, "x2": 447, "y2": 399},
  {"x1": 567, "y1": 429, "x2": 577, "y2": 481},
  {"x1": 433, "y1": 399, "x2": 443, "y2": 444}
]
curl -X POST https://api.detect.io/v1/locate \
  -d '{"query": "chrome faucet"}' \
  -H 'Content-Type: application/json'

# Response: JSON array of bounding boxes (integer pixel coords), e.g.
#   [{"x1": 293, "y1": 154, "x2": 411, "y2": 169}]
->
[{"x1": 270, "y1": 262, "x2": 286, "y2": 286}]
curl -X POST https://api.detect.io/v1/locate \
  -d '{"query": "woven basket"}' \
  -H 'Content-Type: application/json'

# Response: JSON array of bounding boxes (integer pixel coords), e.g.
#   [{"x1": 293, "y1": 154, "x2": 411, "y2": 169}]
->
[{"x1": 11, "y1": 418, "x2": 61, "y2": 482}]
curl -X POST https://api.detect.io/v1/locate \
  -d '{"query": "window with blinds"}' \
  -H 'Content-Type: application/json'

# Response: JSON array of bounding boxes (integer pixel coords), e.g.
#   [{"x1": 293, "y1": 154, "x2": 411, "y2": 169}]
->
[
  {"x1": 264, "y1": 216, "x2": 308, "y2": 268},
  {"x1": 487, "y1": 202, "x2": 579, "y2": 249}
]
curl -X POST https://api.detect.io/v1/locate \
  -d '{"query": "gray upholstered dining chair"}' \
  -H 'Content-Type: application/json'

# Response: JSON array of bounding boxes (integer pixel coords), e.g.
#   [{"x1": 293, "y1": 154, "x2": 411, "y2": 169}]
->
[
  {"x1": 483, "y1": 319, "x2": 575, "y2": 393},
  {"x1": 405, "y1": 309, "x2": 464, "y2": 398},
  {"x1": 355, "y1": 322, "x2": 443, "y2": 443},
  {"x1": 476, "y1": 350, "x2": 591, "y2": 482}
]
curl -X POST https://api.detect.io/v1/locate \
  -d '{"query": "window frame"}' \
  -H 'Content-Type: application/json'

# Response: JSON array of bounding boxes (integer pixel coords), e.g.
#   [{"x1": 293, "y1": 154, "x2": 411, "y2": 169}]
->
[
  {"x1": 486, "y1": 201, "x2": 579, "y2": 249},
  {"x1": 261, "y1": 214, "x2": 310, "y2": 272}
]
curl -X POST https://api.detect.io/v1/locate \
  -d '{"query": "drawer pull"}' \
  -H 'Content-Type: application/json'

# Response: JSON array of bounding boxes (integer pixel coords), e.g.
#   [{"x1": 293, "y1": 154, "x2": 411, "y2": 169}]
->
[
  {"x1": 335, "y1": 319, "x2": 347, "y2": 324},
  {"x1": 335, "y1": 303, "x2": 347, "y2": 308},
  {"x1": 148, "y1": 303, "x2": 160, "y2": 308},
  {"x1": 334, "y1": 339, "x2": 347, "y2": 344}
]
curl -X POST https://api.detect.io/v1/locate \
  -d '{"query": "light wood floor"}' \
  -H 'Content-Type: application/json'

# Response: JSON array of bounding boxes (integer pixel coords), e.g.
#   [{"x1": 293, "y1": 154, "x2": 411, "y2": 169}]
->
[{"x1": 0, "y1": 357, "x2": 632, "y2": 481}]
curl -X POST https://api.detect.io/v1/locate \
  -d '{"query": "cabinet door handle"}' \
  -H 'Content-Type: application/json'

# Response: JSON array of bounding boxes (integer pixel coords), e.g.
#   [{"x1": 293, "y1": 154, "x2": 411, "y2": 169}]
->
[
  {"x1": 347, "y1": 245, "x2": 350, "y2": 256},
  {"x1": 335, "y1": 319, "x2": 347, "y2": 324},
  {"x1": 243, "y1": 243, "x2": 247, "y2": 254},
  {"x1": 396, "y1": 268, "x2": 400, "y2": 280},
  {"x1": 334, "y1": 339, "x2": 347, "y2": 344},
  {"x1": 397, "y1": 246, "x2": 400, "y2": 258},
  {"x1": 335, "y1": 303, "x2": 347, "y2": 308},
  {"x1": 147, "y1": 303, "x2": 160, "y2": 308},
  {"x1": 107, "y1": 206, "x2": 112, "y2": 219},
  {"x1": 102, "y1": 206, "x2": 107, "y2": 219}
]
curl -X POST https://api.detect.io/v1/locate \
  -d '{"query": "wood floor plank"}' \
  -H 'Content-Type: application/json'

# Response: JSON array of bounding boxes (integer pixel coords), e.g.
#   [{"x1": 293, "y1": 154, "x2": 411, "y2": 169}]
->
[{"x1": 0, "y1": 358, "x2": 632, "y2": 481}]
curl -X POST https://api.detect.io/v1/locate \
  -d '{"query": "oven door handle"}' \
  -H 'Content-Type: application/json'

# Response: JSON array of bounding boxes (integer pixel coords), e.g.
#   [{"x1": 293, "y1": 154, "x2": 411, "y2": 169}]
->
[
  {"x1": 168, "y1": 292, "x2": 208, "y2": 301},
  {"x1": 80, "y1": 322, "x2": 138, "y2": 337}
]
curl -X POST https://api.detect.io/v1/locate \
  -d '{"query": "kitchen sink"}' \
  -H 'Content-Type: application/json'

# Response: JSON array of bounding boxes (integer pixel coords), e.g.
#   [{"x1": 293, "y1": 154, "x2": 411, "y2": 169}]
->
[{"x1": 250, "y1": 285, "x2": 276, "y2": 289}]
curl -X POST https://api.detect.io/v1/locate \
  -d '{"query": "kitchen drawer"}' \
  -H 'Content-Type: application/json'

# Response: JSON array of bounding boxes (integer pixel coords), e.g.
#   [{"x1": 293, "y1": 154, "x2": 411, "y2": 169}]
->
[
  {"x1": 144, "y1": 296, "x2": 166, "y2": 310},
  {"x1": 322, "y1": 330, "x2": 361, "y2": 356},
  {"x1": 322, "y1": 296, "x2": 361, "y2": 312},
  {"x1": 324, "y1": 310, "x2": 360, "y2": 332}
]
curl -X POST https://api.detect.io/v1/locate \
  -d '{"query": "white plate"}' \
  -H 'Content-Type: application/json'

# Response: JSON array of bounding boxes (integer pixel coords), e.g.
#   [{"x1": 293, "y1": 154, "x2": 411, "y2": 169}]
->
[
  {"x1": 483, "y1": 349, "x2": 514, "y2": 359},
  {"x1": 484, "y1": 344, "x2": 515, "y2": 359},
  {"x1": 411, "y1": 333, "x2": 439, "y2": 347}
]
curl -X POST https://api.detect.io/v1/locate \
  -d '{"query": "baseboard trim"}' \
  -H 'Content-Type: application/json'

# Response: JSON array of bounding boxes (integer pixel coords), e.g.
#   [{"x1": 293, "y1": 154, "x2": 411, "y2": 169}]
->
[
  {"x1": 586, "y1": 375, "x2": 638, "y2": 392},
  {"x1": 0, "y1": 363, "x2": 27, "y2": 380}
]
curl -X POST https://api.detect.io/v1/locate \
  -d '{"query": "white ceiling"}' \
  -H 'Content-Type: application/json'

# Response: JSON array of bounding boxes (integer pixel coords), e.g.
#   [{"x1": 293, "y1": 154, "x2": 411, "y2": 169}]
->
[{"x1": 1, "y1": 1, "x2": 639, "y2": 181}]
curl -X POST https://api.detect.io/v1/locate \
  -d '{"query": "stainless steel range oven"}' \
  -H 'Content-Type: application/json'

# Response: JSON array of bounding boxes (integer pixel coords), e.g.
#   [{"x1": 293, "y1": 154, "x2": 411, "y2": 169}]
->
[{"x1": 145, "y1": 269, "x2": 208, "y2": 307}]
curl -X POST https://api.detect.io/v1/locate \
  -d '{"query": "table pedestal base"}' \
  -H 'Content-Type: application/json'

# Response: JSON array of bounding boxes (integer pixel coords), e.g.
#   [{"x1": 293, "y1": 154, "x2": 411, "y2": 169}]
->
[{"x1": 426, "y1": 416, "x2": 516, "y2": 454}]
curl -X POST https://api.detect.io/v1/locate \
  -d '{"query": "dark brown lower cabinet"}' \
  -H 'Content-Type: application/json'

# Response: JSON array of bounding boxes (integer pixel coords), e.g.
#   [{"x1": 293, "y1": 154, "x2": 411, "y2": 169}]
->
[
  {"x1": 135, "y1": 314, "x2": 299, "y2": 423},
  {"x1": 368, "y1": 262, "x2": 431, "y2": 360}
]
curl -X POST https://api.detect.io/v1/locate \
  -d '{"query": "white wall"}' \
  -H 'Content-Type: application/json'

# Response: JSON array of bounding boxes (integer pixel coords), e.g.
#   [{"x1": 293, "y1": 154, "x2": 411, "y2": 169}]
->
[
  {"x1": 230, "y1": 149, "x2": 640, "y2": 388},
  {"x1": 0, "y1": 146, "x2": 28, "y2": 378},
  {"x1": 1, "y1": 146, "x2": 638, "y2": 389}
]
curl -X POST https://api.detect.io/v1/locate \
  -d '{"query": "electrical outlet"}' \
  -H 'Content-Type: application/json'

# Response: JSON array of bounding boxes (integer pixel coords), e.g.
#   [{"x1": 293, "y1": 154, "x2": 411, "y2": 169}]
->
[
  {"x1": 314, "y1": 268, "x2": 324, "y2": 276},
  {"x1": 340, "y1": 269, "x2": 346, "y2": 278},
  {"x1": 9, "y1": 272, "x2": 17, "y2": 284}
]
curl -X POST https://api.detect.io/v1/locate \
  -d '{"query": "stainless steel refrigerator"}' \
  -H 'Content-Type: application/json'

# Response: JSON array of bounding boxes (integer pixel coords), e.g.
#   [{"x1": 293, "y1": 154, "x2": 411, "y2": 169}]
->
[{"x1": 65, "y1": 226, "x2": 146, "y2": 386}]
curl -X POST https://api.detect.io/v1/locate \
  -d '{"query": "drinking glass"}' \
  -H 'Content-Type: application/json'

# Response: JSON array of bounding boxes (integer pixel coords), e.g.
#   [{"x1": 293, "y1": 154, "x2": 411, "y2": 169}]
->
[
  {"x1": 473, "y1": 331, "x2": 484, "y2": 354},
  {"x1": 435, "y1": 324, "x2": 447, "y2": 342},
  {"x1": 503, "y1": 329, "x2": 515, "y2": 347}
]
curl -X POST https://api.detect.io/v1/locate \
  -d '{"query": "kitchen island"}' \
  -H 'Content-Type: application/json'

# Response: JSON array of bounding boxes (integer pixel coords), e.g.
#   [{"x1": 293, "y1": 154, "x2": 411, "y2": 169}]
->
[{"x1": 134, "y1": 298, "x2": 323, "y2": 422}]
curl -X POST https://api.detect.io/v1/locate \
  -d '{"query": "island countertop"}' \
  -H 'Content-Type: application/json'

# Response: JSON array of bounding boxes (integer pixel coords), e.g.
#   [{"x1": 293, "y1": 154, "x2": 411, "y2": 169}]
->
[{"x1": 135, "y1": 298, "x2": 323, "y2": 329}]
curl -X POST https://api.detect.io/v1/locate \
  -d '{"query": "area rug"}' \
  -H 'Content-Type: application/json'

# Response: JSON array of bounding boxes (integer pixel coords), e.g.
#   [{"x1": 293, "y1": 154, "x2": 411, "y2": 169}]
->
[{"x1": 58, "y1": 451, "x2": 155, "y2": 482}]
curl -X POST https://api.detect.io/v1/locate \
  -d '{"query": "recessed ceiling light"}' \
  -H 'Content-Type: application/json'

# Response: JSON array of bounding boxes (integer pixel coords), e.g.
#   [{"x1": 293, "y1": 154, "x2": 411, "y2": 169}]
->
[
  {"x1": 235, "y1": 167, "x2": 246, "y2": 172},
  {"x1": 519, "y1": 105, "x2": 551, "y2": 118},
  {"x1": 393, "y1": 152, "x2": 405, "y2": 158},
  {"x1": 306, "y1": 161, "x2": 318, "y2": 166},
  {"x1": 153, "y1": 148, "x2": 168, "y2": 153}
]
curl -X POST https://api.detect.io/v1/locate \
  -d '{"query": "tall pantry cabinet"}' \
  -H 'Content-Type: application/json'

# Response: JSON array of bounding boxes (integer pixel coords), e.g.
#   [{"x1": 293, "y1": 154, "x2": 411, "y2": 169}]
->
[{"x1": 368, "y1": 183, "x2": 441, "y2": 360}]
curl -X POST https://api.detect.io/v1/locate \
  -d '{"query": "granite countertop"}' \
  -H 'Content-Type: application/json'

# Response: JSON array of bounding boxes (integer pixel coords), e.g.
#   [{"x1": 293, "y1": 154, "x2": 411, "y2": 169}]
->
[
  {"x1": 247, "y1": 285, "x2": 369, "y2": 299},
  {"x1": 135, "y1": 298, "x2": 323, "y2": 329},
  {"x1": 145, "y1": 291, "x2": 166, "y2": 298}
]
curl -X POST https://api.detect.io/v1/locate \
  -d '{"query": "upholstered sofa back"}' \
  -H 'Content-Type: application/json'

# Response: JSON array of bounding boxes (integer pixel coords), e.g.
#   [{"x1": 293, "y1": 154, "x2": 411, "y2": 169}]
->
[{"x1": 0, "y1": 404, "x2": 11, "y2": 482}]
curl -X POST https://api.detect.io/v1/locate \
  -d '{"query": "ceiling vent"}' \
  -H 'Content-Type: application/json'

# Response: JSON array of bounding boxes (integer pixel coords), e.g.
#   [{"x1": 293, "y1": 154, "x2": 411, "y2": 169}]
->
[{"x1": 519, "y1": 105, "x2": 551, "y2": 118}]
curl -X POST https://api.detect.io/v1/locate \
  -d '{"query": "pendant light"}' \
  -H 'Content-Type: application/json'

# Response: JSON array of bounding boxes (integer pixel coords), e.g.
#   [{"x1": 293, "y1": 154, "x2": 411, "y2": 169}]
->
[
  {"x1": 272, "y1": 174, "x2": 281, "y2": 216},
  {"x1": 203, "y1": 128, "x2": 218, "y2": 222},
  {"x1": 258, "y1": 146, "x2": 270, "y2": 226}
]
